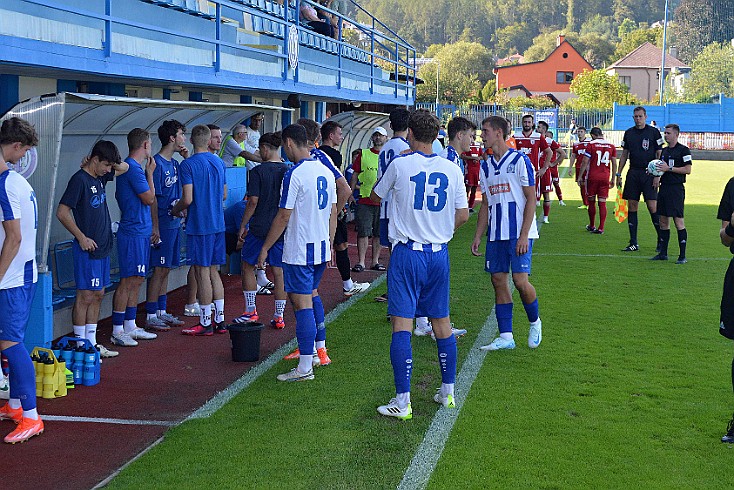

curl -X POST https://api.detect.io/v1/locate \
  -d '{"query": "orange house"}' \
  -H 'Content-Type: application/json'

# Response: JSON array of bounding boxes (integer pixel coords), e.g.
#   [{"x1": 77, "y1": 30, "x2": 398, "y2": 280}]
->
[{"x1": 494, "y1": 36, "x2": 593, "y2": 104}]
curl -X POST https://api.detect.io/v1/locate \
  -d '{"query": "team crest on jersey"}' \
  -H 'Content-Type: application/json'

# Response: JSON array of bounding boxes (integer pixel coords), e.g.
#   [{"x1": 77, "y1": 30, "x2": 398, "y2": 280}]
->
[
  {"x1": 507, "y1": 161, "x2": 516, "y2": 173},
  {"x1": 642, "y1": 139, "x2": 649, "y2": 150}
]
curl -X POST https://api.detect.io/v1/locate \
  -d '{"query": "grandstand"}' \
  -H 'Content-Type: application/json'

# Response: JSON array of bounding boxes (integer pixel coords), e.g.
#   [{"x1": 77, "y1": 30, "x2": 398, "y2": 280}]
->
[{"x1": 0, "y1": 0, "x2": 416, "y2": 349}]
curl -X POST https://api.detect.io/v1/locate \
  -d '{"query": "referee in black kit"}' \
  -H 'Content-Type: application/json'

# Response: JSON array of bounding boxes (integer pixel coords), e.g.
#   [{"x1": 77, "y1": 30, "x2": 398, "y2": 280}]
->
[
  {"x1": 616, "y1": 106, "x2": 663, "y2": 252},
  {"x1": 650, "y1": 124, "x2": 691, "y2": 263},
  {"x1": 716, "y1": 175, "x2": 734, "y2": 443}
]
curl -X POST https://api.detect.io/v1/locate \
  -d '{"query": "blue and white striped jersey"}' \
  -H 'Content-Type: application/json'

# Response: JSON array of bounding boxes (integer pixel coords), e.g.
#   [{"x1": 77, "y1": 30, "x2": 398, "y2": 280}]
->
[{"x1": 0, "y1": 170, "x2": 37, "y2": 289}]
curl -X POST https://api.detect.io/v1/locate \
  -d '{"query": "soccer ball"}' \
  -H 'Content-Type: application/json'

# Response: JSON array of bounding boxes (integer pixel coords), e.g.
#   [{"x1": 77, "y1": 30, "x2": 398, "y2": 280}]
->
[{"x1": 647, "y1": 159, "x2": 664, "y2": 177}]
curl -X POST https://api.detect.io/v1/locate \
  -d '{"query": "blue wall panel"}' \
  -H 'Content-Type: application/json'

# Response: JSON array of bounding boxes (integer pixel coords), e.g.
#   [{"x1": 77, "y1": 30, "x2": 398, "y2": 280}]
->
[
  {"x1": 0, "y1": 75, "x2": 19, "y2": 115},
  {"x1": 613, "y1": 97, "x2": 734, "y2": 133}
]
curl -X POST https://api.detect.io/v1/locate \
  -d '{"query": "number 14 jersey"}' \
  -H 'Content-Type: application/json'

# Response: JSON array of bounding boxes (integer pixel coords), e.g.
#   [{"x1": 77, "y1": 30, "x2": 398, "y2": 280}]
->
[{"x1": 583, "y1": 139, "x2": 617, "y2": 181}]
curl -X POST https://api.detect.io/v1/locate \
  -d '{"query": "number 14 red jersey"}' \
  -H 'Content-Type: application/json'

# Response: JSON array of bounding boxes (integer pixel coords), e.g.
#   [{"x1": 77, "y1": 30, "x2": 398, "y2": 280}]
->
[{"x1": 584, "y1": 139, "x2": 617, "y2": 181}]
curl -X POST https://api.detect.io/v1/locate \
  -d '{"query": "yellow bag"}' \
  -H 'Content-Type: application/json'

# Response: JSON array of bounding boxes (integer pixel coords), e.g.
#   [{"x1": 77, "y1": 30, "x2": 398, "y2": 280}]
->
[{"x1": 614, "y1": 186, "x2": 628, "y2": 223}]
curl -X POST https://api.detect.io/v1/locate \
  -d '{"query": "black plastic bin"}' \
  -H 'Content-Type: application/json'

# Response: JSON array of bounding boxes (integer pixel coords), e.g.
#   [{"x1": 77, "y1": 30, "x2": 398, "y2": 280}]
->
[{"x1": 229, "y1": 322, "x2": 264, "y2": 362}]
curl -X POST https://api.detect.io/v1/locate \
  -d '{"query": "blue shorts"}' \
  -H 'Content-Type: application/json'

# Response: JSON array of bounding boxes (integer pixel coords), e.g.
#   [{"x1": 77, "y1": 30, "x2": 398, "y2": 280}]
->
[
  {"x1": 117, "y1": 233, "x2": 150, "y2": 278},
  {"x1": 387, "y1": 242, "x2": 450, "y2": 319},
  {"x1": 73, "y1": 240, "x2": 110, "y2": 290},
  {"x1": 485, "y1": 239, "x2": 534, "y2": 275},
  {"x1": 379, "y1": 218, "x2": 390, "y2": 247},
  {"x1": 283, "y1": 263, "x2": 326, "y2": 295},
  {"x1": 150, "y1": 227, "x2": 181, "y2": 269},
  {"x1": 0, "y1": 283, "x2": 36, "y2": 342},
  {"x1": 187, "y1": 232, "x2": 226, "y2": 267},
  {"x1": 241, "y1": 234, "x2": 283, "y2": 268}
]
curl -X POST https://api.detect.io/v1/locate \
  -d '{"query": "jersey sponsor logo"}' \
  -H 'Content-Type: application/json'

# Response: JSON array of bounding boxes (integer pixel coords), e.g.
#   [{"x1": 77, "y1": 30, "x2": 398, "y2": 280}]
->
[
  {"x1": 90, "y1": 193, "x2": 106, "y2": 209},
  {"x1": 164, "y1": 175, "x2": 178, "y2": 188},
  {"x1": 642, "y1": 139, "x2": 649, "y2": 151},
  {"x1": 488, "y1": 183, "x2": 511, "y2": 195}
]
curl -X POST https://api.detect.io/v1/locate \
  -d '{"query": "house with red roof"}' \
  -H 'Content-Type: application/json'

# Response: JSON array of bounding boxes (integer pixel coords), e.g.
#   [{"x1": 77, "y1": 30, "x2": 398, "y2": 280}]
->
[
  {"x1": 606, "y1": 42, "x2": 690, "y2": 102},
  {"x1": 493, "y1": 35, "x2": 593, "y2": 104}
]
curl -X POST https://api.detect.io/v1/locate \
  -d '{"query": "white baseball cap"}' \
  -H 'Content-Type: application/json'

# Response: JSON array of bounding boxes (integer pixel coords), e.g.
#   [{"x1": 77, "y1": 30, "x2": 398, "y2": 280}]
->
[{"x1": 373, "y1": 127, "x2": 388, "y2": 136}]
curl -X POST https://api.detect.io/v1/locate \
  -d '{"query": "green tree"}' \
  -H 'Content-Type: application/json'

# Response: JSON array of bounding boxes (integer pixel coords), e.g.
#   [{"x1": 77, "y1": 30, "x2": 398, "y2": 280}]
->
[
  {"x1": 612, "y1": 26, "x2": 662, "y2": 63},
  {"x1": 617, "y1": 18, "x2": 636, "y2": 39},
  {"x1": 674, "y1": 0, "x2": 733, "y2": 64},
  {"x1": 493, "y1": 23, "x2": 535, "y2": 58},
  {"x1": 682, "y1": 42, "x2": 734, "y2": 102},
  {"x1": 567, "y1": 69, "x2": 637, "y2": 108},
  {"x1": 415, "y1": 41, "x2": 493, "y2": 104}
]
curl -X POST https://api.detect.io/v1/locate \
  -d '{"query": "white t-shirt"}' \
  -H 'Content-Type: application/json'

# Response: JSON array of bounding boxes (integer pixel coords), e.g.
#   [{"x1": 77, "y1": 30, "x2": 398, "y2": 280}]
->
[
  {"x1": 479, "y1": 148, "x2": 539, "y2": 242},
  {"x1": 279, "y1": 158, "x2": 337, "y2": 266},
  {"x1": 377, "y1": 136, "x2": 410, "y2": 220},
  {"x1": 373, "y1": 151, "x2": 467, "y2": 246},
  {"x1": 0, "y1": 170, "x2": 38, "y2": 289},
  {"x1": 245, "y1": 127, "x2": 261, "y2": 171}
]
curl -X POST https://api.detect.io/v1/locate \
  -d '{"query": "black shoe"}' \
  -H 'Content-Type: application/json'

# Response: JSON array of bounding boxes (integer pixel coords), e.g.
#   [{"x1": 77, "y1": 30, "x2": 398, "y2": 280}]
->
[
  {"x1": 676, "y1": 257, "x2": 687, "y2": 264},
  {"x1": 592, "y1": 229, "x2": 604, "y2": 234},
  {"x1": 622, "y1": 244, "x2": 639, "y2": 252},
  {"x1": 650, "y1": 254, "x2": 668, "y2": 261},
  {"x1": 214, "y1": 322, "x2": 228, "y2": 334},
  {"x1": 585, "y1": 225, "x2": 597, "y2": 232},
  {"x1": 656, "y1": 243, "x2": 662, "y2": 254},
  {"x1": 722, "y1": 414, "x2": 734, "y2": 443}
]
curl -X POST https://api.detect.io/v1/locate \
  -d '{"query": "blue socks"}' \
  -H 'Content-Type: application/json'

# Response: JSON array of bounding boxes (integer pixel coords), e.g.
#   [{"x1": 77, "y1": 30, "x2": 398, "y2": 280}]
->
[
  {"x1": 145, "y1": 301, "x2": 157, "y2": 315},
  {"x1": 294, "y1": 308, "x2": 317, "y2": 358},
  {"x1": 436, "y1": 335, "x2": 457, "y2": 385},
  {"x1": 4, "y1": 343, "x2": 36, "y2": 411},
  {"x1": 496, "y1": 303, "x2": 514, "y2": 333},
  {"x1": 390, "y1": 331, "x2": 413, "y2": 394},
  {"x1": 125, "y1": 306, "x2": 137, "y2": 321},
  {"x1": 523, "y1": 298, "x2": 539, "y2": 323},
  {"x1": 158, "y1": 295, "x2": 167, "y2": 312},
  {"x1": 313, "y1": 295, "x2": 326, "y2": 343}
]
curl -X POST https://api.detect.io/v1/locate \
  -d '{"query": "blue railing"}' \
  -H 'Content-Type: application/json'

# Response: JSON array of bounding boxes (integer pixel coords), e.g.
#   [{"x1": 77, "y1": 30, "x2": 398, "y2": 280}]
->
[{"x1": 16, "y1": 0, "x2": 416, "y2": 102}]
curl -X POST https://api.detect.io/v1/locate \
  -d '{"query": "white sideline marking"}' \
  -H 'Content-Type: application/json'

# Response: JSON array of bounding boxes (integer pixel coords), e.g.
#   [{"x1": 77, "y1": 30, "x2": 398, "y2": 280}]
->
[
  {"x1": 396, "y1": 307, "x2": 499, "y2": 490},
  {"x1": 534, "y1": 252, "x2": 728, "y2": 261},
  {"x1": 43, "y1": 415, "x2": 175, "y2": 426},
  {"x1": 187, "y1": 274, "x2": 387, "y2": 420}
]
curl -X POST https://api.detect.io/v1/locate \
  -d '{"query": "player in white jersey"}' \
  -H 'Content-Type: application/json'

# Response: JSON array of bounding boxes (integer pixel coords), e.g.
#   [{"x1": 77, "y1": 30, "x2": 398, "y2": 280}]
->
[
  {"x1": 258, "y1": 124, "x2": 337, "y2": 382},
  {"x1": 371, "y1": 109, "x2": 469, "y2": 420},
  {"x1": 0, "y1": 117, "x2": 44, "y2": 444},
  {"x1": 440, "y1": 116, "x2": 476, "y2": 176},
  {"x1": 472, "y1": 116, "x2": 543, "y2": 352},
  {"x1": 375, "y1": 109, "x2": 410, "y2": 306}
]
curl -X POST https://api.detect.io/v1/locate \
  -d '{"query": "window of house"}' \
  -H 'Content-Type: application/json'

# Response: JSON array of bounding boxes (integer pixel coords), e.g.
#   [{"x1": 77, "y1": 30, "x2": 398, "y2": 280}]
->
[
  {"x1": 619, "y1": 76, "x2": 632, "y2": 88},
  {"x1": 556, "y1": 71, "x2": 573, "y2": 84}
]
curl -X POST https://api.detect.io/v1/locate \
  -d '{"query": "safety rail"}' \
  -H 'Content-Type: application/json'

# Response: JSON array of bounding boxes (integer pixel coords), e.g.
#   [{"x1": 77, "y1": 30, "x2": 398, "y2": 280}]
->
[{"x1": 16, "y1": 0, "x2": 415, "y2": 102}]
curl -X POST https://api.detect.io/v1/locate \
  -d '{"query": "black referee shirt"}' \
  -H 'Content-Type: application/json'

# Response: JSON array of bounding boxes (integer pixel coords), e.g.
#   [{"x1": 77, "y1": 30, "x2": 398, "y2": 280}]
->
[
  {"x1": 660, "y1": 143, "x2": 692, "y2": 185},
  {"x1": 621, "y1": 124, "x2": 663, "y2": 169}
]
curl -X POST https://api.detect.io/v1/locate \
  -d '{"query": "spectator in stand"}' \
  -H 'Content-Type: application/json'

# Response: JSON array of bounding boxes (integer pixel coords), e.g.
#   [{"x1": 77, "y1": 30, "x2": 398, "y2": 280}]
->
[
  {"x1": 300, "y1": 1, "x2": 334, "y2": 38},
  {"x1": 350, "y1": 127, "x2": 387, "y2": 272},
  {"x1": 316, "y1": 0, "x2": 340, "y2": 39}
]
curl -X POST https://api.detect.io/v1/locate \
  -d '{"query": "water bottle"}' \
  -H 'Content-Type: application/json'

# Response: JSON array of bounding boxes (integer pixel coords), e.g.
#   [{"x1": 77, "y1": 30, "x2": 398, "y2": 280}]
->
[
  {"x1": 72, "y1": 347, "x2": 85, "y2": 386},
  {"x1": 33, "y1": 354, "x2": 43, "y2": 396},
  {"x1": 52, "y1": 344, "x2": 62, "y2": 362},
  {"x1": 61, "y1": 344, "x2": 75, "y2": 366},
  {"x1": 42, "y1": 358, "x2": 56, "y2": 399},
  {"x1": 82, "y1": 347, "x2": 98, "y2": 386}
]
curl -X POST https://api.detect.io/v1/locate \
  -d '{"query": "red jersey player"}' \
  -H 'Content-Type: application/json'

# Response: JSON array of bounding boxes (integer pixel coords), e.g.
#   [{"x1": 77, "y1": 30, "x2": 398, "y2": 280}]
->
[
  {"x1": 514, "y1": 114, "x2": 553, "y2": 222},
  {"x1": 461, "y1": 142, "x2": 483, "y2": 212},
  {"x1": 577, "y1": 127, "x2": 617, "y2": 234},
  {"x1": 571, "y1": 126, "x2": 592, "y2": 208},
  {"x1": 537, "y1": 121, "x2": 567, "y2": 206}
]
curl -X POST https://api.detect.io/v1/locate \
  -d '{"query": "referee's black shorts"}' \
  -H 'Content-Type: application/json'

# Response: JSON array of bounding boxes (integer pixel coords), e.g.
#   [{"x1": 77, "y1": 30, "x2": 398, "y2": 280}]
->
[
  {"x1": 721, "y1": 257, "x2": 734, "y2": 340},
  {"x1": 657, "y1": 184, "x2": 685, "y2": 218},
  {"x1": 623, "y1": 167, "x2": 658, "y2": 202}
]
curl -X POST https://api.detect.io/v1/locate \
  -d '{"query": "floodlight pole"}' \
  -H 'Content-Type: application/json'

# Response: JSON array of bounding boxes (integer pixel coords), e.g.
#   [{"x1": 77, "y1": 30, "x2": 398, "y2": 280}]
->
[
  {"x1": 435, "y1": 60, "x2": 440, "y2": 113},
  {"x1": 659, "y1": 0, "x2": 669, "y2": 106}
]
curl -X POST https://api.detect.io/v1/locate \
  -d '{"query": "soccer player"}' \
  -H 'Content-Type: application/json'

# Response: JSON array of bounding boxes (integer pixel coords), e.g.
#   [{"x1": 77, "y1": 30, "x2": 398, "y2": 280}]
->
[
  {"x1": 375, "y1": 108, "x2": 410, "y2": 305},
  {"x1": 57, "y1": 141, "x2": 127, "y2": 358},
  {"x1": 472, "y1": 116, "x2": 542, "y2": 351},
  {"x1": 577, "y1": 128, "x2": 617, "y2": 234},
  {"x1": 371, "y1": 109, "x2": 469, "y2": 419},
  {"x1": 350, "y1": 127, "x2": 387, "y2": 272},
  {"x1": 537, "y1": 121, "x2": 566, "y2": 206},
  {"x1": 319, "y1": 120, "x2": 369, "y2": 297},
  {"x1": 513, "y1": 114, "x2": 553, "y2": 223},
  {"x1": 234, "y1": 132, "x2": 289, "y2": 328},
  {"x1": 144, "y1": 120, "x2": 188, "y2": 332},
  {"x1": 461, "y1": 140, "x2": 482, "y2": 212},
  {"x1": 441, "y1": 117, "x2": 476, "y2": 176},
  {"x1": 718, "y1": 179, "x2": 734, "y2": 443},
  {"x1": 570, "y1": 126, "x2": 592, "y2": 208},
  {"x1": 257, "y1": 124, "x2": 337, "y2": 381},
  {"x1": 650, "y1": 124, "x2": 692, "y2": 263},
  {"x1": 110, "y1": 129, "x2": 158, "y2": 347},
  {"x1": 0, "y1": 117, "x2": 43, "y2": 443},
  {"x1": 617, "y1": 106, "x2": 663, "y2": 252},
  {"x1": 172, "y1": 125, "x2": 227, "y2": 336}
]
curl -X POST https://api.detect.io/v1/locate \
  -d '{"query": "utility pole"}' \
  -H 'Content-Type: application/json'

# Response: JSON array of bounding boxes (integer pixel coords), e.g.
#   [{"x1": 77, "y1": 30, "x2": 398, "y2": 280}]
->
[{"x1": 659, "y1": 0, "x2": 669, "y2": 106}]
